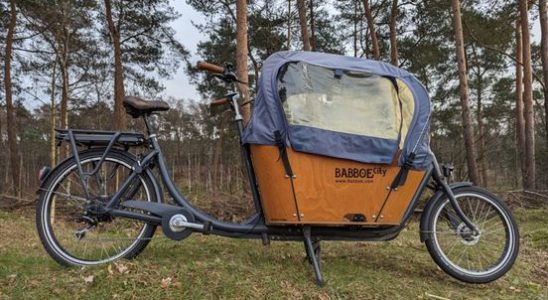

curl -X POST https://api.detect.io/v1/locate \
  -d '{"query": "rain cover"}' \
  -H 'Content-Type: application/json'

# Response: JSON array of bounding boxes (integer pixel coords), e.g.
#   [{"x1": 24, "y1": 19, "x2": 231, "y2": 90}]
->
[{"x1": 242, "y1": 51, "x2": 432, "y2": 169}]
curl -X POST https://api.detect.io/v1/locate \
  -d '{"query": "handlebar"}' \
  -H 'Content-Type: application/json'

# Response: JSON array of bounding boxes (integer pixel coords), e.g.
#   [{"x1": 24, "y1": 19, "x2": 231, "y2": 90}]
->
[
  {"x1": 196, "y1": 61, "x2": 224, "y2": 74},
  {"x1": 210, "y1": 97, "x2": 229, "y2": 108}
]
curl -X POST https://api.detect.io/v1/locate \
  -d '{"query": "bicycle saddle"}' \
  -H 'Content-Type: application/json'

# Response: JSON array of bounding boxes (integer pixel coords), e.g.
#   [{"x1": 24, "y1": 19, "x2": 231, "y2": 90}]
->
[{"x1": 123, "y1": 96, "x2": 170, "y2": 118}]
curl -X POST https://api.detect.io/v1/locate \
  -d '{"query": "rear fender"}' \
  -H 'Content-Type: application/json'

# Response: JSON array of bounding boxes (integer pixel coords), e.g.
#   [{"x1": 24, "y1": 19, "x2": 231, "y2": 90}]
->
[{"x1": 419, "y1": 182, "x2": 473, "y2": 242}]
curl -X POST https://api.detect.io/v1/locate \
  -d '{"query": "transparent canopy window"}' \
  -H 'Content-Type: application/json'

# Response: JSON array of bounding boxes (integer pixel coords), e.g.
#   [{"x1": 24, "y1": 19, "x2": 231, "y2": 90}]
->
[{"x1": 278, "y1": 62, "x2": 414, "y2": 148}]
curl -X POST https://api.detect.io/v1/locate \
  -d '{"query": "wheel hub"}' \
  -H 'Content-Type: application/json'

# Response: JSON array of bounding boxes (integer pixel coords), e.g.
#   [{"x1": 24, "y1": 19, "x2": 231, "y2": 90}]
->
[
  {"x1": 84, "y1": 199, "x2": 112, "y2": 223},
  {"x1": 457, "y1": 223, "x2": 481, "y2": 245}
]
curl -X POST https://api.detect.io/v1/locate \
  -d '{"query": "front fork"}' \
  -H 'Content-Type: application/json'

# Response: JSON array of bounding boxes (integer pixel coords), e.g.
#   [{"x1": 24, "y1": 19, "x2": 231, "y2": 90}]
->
[
  {"x1": 431, "y1": 156, "x2": 479, "y2": 234},
  {"x1": 226, "y1": 93, "x2": 263, "y2": 216}
]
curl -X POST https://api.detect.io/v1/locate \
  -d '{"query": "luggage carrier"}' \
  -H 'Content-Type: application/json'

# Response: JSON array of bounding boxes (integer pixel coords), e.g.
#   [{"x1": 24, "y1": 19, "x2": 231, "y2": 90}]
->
[{"x1": 55, "y1": 129, "x2": 146, "y2": 148}]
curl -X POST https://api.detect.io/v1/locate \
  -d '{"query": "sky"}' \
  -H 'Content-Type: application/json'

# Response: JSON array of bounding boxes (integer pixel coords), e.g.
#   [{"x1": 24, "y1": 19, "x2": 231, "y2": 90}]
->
[
  {"x1": 160, "y1": 1, "x2": 543, "y2": 103},
  {"x1": 162, "y1": 1, "x2": 203, "y2": 102}
]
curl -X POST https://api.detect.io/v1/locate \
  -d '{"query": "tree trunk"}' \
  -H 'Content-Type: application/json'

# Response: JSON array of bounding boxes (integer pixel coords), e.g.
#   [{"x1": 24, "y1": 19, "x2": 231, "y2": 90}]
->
[
  {"x1": 519, "y1": 0, "x2": 536, "y2": 189},
  {"x1": 389, "y1": 0, "x2": 399, "y2": 65},
  {"x1": 353, "y1": 0, "x2": 358, "y2": 57},
  {"x1": 50, "y1": 60, "x2": 57, "y2": 167},
  {"x1": 105, "y1": 0, "x2": 126, "y2": 130},
  {"x1": 236, "y1": 0, "x2": 251, "y2": 125},
  {"x1": 476, "y1": 75, "x2": 488, "y2": 187},
  {"x1": 287, "y1": 0, "x2": 291, "y2": 49},
  {"x1": 451, "y1": 0, "x2": 480, "y2": 185},
  {"x1": 540, "y1": 0, "x2": 548, "y2": 147},
  {"x1": 515, "y1": 19, "x2": 526, "y2": 186},
  {"x1": 309, "y1": 0, "x2": 316, "y2": 51},
  {"x1": 212, "y1": 114, "x2": 227, "y2": 195},
  {"x1": 59, "y1": 59, "x2": 69, "y2": 158},
  {"x1": 57, "y1": 15, "x2": 71, "y2": 159},
  {"x1": 187, "y1": 151, "x2": 192, "y2": 192},
  {"x1": 4, "y1": 0, "x2": 20, "y2": 196},
  {"x1": 362, "y1": 0, "x2": 380, "y2": 60},
  {"x1": 296, "y1": 0, "x2": 311, "y2": 51}
]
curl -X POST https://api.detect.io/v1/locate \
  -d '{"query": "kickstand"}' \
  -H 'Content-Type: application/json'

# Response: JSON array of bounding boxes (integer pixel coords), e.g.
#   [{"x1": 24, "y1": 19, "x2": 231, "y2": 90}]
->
[
  {"x1": 303, "y1": 226, "x2": 324, "y2": 286},
  {"x1": 304, "y1": 238, "x2": 320, "y2": 265}
]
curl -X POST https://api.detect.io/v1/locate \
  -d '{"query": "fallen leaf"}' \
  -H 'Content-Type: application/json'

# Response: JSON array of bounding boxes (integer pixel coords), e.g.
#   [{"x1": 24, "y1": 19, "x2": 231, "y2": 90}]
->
[
  {"x1": 115, "y1": 262, "x2": 129, "y2": 274},
  {"x1": 107, "y1": 264, "x2": 114, "y2": 275},
  {"x1": 28, "y1": 280, "x2": 40, "y2": 288},
  {"x1": 424, "y1": 292, "x2": 450, "y2": 300},
  {"x1": 161, "y1": 277, "x2": 172, "y2": 289},
  {"x1": 318, "y1": 293, "x2": 331, "y2": 300},
  {"x1": 509, "y1": 286, "x2": 521, "y2": 293},
  {"x1": 83, "y1": 275, "x2": 94, "y2": 284}
]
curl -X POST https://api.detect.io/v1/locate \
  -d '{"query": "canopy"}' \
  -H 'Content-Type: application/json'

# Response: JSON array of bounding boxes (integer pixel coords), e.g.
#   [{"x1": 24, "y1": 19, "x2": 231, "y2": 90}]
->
[{"x1": 242, "y1": 51, "x2": 432, "y2": 169}]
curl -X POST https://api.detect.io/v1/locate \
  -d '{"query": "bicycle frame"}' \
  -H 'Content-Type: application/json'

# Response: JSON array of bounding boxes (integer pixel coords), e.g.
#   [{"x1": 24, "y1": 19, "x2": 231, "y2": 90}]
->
[
  {"x1": 48, "y1": 61, "x2": 480, "y2": 243},
  {"x1": 37, "y1": 58, "x2": 512, "y2": 287}
]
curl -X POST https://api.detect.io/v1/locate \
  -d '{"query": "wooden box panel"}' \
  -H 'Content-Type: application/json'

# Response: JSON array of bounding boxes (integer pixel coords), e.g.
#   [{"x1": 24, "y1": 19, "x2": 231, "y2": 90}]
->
[
  {"x1": 250, "y1": 145, "x2": 426, "y2": 226},
  {"x1": 250, "y1": 145, "x2": 299, "y2": 224},
  {"x1": 377, "y1": 169, "x2": 426, "y2": 224}
]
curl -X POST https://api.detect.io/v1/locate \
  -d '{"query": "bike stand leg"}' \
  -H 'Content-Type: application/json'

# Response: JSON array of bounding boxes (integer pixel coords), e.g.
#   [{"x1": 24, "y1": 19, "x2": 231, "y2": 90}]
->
[
  {"x1": 303, "y1": 226, "x2": 324, "y2": 286},
  {"x1": 304, "y1": 238, "x2": 321, "y2": 265}
]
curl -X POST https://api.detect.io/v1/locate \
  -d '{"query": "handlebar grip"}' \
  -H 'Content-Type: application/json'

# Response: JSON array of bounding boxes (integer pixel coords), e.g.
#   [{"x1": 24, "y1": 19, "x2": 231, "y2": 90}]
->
[
  {"x1": 196, "y1": 61, "x2": 224, "y2": 74},
  {"x1": 210, "y1": 98, "x2": 229, "y2": 108}
]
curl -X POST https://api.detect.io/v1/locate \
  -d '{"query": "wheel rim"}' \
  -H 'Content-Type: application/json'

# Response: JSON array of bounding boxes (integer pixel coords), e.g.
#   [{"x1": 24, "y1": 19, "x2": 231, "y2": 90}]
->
[
  {"x1": 41, "y1": 156, "x2": 152, "y2": 265},
  {"x1": 432, "y1": 192, "x2": 515, "y2": 277}
]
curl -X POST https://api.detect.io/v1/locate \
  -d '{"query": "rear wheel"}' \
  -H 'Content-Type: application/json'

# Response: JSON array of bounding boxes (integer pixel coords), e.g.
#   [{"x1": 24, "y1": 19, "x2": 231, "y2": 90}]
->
[
  {"x1": 36, "y1": 149, "x2": 158, "y2": 266},
  {"x1": 424, "y1": 187, "x2": 519, "y2": 283}
]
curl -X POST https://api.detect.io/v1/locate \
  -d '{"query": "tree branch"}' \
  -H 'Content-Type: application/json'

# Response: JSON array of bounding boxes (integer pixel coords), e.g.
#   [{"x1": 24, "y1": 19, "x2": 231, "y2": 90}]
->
[
  {"x1": 13, "y1": 47, "x2": 54, "y2": 55},
  {"x1": 463, "y1": 20, "x2": 546, "y2": 91},
  {"x1": 219, "y1": 0, "x2": 237, "y2": 23}
]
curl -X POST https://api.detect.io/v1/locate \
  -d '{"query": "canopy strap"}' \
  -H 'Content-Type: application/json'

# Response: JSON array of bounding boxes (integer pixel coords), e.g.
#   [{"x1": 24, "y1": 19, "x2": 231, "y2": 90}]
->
[
  {"x1": 391, "y1": 152, "x2": 416, "y2": 189},
  {"x1": 274, "y1": 131, "x2": 294, "y2": 178}
]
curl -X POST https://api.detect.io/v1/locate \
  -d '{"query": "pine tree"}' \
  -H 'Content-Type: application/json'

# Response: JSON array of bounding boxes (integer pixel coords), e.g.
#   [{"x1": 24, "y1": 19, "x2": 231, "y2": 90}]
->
[
  {"x1": 519, "y1": 0, "x2": 536, "y2": 189},
  {"x1": 451, "y1": 0, "x2": 480, "y2": 185},
  {"x1": 4, "y1": 0, "x2": 21, "y2": 196},
  {"x1": 296, "y1": 0, "x2": 311, "y2": 51}
]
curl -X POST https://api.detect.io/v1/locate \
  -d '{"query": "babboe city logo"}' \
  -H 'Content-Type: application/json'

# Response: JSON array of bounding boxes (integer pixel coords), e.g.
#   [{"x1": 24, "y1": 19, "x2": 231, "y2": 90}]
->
[{"x1": 334, "y1": 167, "x2": 387, "y2": 183}]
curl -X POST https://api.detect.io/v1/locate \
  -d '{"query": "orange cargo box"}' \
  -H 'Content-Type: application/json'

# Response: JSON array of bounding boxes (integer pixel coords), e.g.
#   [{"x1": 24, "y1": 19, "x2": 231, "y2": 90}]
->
[{"x1": 250, "y1": 145, "x2": 426, "y2": 226}]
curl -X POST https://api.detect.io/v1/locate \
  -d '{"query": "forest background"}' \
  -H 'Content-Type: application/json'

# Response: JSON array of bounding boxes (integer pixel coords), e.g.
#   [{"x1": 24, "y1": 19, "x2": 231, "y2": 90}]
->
[{"x1": 1, "y1": 0, "x2": 547, "y2": 217}]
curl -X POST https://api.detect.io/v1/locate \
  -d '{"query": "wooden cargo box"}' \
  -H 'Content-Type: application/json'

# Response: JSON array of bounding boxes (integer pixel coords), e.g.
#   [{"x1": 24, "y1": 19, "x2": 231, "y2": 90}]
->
[{"x1": 251, "y1": 145, "x2": 426, "y2": 226}]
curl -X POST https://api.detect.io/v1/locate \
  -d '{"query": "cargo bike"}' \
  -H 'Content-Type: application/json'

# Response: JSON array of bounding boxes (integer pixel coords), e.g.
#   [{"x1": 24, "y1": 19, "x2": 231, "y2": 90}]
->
[{"x1": 36, "y1": 52, "x2": 519, "y2": 286}]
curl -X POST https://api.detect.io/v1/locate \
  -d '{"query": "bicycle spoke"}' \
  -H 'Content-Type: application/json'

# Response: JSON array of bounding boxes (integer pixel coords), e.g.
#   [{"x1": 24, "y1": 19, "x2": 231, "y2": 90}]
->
[
  {"x1": 50, "y1": 191, "x2": 88, "y2": 203},
  {"x1": 433, "y1": 194, "x2": 512, "y2": 276},
  {"x1": 481, "y1": 227, "x2": 505, "y2": 234},
  {"x1": 445, "y1": 238, "x2": 461, "y2": 258},
  {"x1": 45, "y1": 156, "x2": 153, "y2": 264},
  {"x1": 472, "y1": 199, "x2": 480, "y2": 221}
]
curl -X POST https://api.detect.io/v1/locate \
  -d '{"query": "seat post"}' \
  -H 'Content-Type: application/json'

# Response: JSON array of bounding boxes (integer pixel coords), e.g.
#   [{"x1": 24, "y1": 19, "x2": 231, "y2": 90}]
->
[{"x1": 142, "y1": 114, "x2": 155, "y2": 136}]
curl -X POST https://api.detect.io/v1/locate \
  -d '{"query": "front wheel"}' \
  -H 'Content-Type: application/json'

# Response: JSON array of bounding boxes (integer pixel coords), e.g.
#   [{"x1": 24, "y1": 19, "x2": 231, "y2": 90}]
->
[
  {"x1": 424, "y1": 186, "x2": 519, "y2": 283},
  {"x1": 36, "y1": 149, "x2": 158, "y2": 267}
]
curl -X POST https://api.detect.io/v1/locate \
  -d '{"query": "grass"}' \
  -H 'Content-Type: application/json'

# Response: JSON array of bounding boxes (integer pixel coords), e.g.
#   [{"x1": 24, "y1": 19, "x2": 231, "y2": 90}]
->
[{"x1": 0, "y1": 208, "x2": 546, "y2": 299}]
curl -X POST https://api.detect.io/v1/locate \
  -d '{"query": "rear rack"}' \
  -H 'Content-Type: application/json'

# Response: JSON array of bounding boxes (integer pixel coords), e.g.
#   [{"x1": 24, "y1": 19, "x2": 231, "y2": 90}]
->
[
  {"x1": 55, "y1": 129, "x2": 146, "y2": 148},
  {"x1": 53, "y1": 129, "x2": 148, "y2": 202}
]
